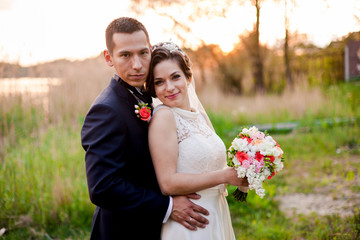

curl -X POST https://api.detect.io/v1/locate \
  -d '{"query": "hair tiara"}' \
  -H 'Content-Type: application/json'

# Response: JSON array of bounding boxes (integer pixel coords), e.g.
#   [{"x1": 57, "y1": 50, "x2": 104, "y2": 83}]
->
[{"x1": 152, "y1": 41, "x2": 186, "y2": 57}]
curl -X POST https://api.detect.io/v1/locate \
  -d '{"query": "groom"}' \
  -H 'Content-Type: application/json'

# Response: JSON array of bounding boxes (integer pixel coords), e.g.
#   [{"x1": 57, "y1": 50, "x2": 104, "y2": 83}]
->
[{"x1": 81, "y1": 17, "x2": 209, "y2": 239}]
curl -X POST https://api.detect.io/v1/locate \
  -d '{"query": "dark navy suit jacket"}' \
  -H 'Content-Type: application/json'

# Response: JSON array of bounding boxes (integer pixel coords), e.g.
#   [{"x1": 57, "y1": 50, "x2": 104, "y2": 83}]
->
[{"x1": 81, "y1": 78, "x2": 169, "y2": 240}]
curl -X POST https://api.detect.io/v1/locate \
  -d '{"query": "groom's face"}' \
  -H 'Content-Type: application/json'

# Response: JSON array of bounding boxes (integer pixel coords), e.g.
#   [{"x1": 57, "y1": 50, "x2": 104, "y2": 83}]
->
[{"x1": 104, "y1": 30, "x2": 151, "y2": 88}]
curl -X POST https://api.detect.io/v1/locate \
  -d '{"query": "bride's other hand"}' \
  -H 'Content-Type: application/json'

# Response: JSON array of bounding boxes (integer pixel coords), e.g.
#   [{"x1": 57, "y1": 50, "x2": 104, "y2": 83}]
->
[
  {"x1": 224, "y1": 167, "x2": 249, "y2": 187},
  {"x1": 170, "y1": 195, "x2": 209, "y2": 231}
]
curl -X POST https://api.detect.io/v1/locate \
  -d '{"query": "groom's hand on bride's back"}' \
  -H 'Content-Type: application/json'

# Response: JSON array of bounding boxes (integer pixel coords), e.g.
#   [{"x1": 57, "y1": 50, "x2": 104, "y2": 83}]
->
[{"x1": 170, "y1": 194, "x2": 209, "y2": 231}]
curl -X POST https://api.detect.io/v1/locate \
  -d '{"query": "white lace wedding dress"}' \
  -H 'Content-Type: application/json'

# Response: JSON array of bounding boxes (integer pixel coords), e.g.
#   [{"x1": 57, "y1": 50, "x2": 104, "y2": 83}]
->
[{"x1": 154, "y1": 105, "x2": 236, "y2": 240}]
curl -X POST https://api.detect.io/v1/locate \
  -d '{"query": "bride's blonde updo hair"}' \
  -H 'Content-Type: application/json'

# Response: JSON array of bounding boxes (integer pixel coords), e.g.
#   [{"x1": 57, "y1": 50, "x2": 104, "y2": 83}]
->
[{"x1": 146, "y1": 42, "x2": 192, "y2": 97}]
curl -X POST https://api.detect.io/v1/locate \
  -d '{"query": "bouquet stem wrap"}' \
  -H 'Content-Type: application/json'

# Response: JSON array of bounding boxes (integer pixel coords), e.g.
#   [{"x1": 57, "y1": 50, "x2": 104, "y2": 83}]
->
[{"x1": 233, "y1": 186, "x2": 249, "y2": 202}]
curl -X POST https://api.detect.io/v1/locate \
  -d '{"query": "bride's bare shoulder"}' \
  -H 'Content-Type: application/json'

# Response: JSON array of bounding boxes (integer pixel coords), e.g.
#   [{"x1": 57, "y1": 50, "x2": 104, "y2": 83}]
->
[{"x1": 150, "y1": 106, "x2": 175, "y2": 127}]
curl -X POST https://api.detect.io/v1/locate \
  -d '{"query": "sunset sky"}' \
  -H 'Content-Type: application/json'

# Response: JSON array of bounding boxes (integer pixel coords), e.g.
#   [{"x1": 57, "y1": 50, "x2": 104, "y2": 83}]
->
[{"x1": 0, "y1": 0, "x2": 359, "y2": 66}]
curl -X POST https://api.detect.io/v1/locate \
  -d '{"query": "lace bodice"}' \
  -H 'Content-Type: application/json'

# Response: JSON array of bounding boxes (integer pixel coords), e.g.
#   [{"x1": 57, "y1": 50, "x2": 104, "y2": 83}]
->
[{"x1": 153, "y1": 105, "x2": 227, "y2": 174}]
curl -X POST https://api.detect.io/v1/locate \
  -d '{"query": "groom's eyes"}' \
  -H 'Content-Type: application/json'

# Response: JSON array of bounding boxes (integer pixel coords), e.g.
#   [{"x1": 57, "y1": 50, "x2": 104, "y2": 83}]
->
[{"x1": 120, "y1": 53, "x2": 130, "y2": 58}]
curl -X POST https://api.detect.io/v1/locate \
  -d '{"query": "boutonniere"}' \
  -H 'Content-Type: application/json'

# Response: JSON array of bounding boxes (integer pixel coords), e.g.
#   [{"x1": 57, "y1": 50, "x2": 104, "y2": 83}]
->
[{"x1": 134, "y1": 103, "x2": 152, "y2": 122}]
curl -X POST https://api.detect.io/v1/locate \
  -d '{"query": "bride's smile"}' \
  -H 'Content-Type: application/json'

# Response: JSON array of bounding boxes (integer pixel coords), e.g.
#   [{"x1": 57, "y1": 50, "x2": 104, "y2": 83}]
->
[
  {"x1": 165, "y1": 92, "x2": 180, "y2": 99},
  {"x1": 153, "y1": 59, "x2": 191, "y2": 111}
]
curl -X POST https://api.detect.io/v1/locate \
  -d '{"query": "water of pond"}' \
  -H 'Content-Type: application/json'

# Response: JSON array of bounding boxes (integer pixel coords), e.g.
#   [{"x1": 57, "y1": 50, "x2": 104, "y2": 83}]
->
[
  {"x1": 0, "y1": 77, "x2": 62, "y2": 96},
  {"x1": 0, "y1": 77, "x2": 63, "y2": 115}
]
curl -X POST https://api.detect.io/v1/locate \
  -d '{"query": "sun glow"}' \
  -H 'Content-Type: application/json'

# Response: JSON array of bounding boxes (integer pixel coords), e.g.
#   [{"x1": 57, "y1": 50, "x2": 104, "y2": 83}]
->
[
  {"x1": 0, "y1": 0, "x2": 359, "y2": 66},
  {"x1": 190, "y1": 4, "x2": 255, "y2": 53}
]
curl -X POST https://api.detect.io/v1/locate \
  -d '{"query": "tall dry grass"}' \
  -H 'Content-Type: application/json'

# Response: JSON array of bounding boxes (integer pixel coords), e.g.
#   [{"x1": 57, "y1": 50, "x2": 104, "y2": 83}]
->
[
  {"x1": 0, "y1": 56, "x2": 113, "y2": 238},
  {"x1": 1, "y1": 56, "x2": 359, "y2": 239},
  {"x1": 199, "y1": 82, "x2": 325, "y2": 119}
]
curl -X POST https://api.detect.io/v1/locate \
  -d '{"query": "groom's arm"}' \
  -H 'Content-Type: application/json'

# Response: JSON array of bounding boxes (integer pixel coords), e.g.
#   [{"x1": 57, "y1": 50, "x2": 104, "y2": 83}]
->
[{"x1": 81, "y1": 103, "x2": 169, "y2": 219}]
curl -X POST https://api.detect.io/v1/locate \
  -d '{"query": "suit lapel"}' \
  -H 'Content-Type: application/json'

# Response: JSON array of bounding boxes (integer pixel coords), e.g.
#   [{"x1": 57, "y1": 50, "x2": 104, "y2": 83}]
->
[
  {"x1": 110, "y1": 78, "x2": 138, "y2": 107},
  {"x1": 109, "y1": 78, "x2": 149, "y2": 125}
]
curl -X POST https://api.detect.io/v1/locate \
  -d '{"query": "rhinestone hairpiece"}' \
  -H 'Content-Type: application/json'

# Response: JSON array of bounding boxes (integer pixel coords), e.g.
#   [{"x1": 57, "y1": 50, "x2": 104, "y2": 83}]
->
[{"x1": 152, "y1": 41, "x2": 186, "y2": 56}]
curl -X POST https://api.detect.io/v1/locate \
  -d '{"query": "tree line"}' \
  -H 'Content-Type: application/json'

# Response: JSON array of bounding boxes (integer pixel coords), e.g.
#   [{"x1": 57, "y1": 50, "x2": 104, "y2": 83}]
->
[{"x1": 131, "y1": 0, "x2": 360, "y2": 94}]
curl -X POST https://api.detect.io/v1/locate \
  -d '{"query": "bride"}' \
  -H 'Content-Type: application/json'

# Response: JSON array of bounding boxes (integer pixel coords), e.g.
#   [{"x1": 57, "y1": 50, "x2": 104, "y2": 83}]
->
[{"x1": 146, "y1": 42, "x2": 248, "y2": 240}]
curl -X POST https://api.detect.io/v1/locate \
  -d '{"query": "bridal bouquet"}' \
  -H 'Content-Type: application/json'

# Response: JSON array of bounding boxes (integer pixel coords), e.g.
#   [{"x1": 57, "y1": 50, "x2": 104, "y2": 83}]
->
[{"x1": 227, "y1": 126, "x2": 284, "y2": 202}]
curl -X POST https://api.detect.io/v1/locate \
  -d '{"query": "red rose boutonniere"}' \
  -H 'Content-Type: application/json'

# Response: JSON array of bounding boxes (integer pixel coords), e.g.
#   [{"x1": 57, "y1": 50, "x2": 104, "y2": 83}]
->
[{"x1": 135, "y1": 103, "x2": 151, "y2": 122}]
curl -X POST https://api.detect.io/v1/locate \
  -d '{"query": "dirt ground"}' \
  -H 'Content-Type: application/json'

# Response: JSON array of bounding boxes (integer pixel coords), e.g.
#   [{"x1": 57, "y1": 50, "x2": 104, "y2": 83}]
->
[
  {"x1": 275, "y1": 156, "x2": 360, "y2": 218},
  {"x1": 275, "y1": 191, "x2": 360, "y2": 217}
]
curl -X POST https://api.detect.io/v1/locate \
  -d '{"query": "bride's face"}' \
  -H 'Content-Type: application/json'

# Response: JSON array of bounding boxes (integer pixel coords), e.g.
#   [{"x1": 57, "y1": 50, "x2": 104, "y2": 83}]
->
[{"x1": 153, "y1": 59, "x2": 191, "y2": 110}]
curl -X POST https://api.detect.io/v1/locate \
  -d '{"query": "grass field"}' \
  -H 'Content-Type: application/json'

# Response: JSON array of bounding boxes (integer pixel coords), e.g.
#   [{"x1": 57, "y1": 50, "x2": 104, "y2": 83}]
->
[{"x1": 0, "y1": 76, "x2": 359, "y2": 239}]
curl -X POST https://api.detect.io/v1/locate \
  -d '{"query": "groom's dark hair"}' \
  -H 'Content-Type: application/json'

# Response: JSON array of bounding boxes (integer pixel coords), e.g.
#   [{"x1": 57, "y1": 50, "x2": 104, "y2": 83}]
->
[{"x1": 105, "y1": 17, "x2": 150, "y2": 55}]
